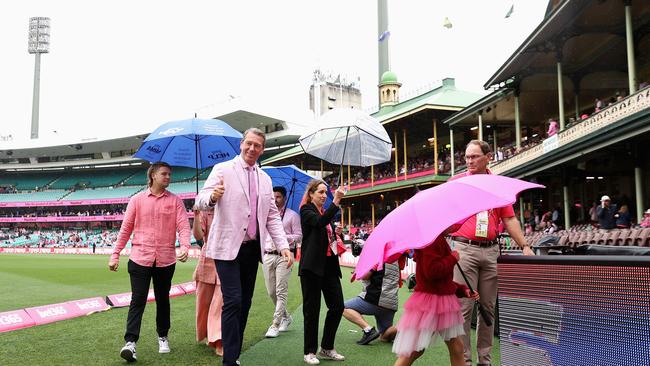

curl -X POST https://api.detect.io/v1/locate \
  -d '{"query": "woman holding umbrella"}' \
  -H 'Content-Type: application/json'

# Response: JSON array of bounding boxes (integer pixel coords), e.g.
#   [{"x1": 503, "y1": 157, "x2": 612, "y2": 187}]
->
[{"x1": 299, "y1": 180, "x2": 346, "y2": 365}]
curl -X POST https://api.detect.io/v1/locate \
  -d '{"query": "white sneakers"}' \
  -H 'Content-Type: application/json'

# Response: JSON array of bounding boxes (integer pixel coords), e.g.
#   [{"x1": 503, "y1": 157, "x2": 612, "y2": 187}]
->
[
  {"x1": 158, "y1": 336, "x2": 170, "y2": 353},
  {"x1": 120, "y1": 341, "x2": 137, "y2": 362},
  {"x1": 304, "y1": 353, "x2": 320, "y2": 365},
  {"x1": 304, "y1": 349, "x2": 345, "y2": 364},
  {"x1": 120, "y1": 338, "x2": 170, "y2": 361},
  {"x1": 318, "y1": 348, "x2": 345, "y2": 361},
  {"x1": 278, "y1": 316, "x2": 293, "y2": 332},
  {"x1": 265, "y1": 325, "x2": 280, "y2": 338},
  {"x1": 266, "y1": 315, "x2": 292, "y2": 337}
]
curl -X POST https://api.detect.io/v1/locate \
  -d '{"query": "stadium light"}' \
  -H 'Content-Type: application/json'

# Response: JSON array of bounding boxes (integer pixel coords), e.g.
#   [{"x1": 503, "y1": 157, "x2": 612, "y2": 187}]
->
[{"x1": 28, "y1": 17, "x2": 51, "y2": 140}]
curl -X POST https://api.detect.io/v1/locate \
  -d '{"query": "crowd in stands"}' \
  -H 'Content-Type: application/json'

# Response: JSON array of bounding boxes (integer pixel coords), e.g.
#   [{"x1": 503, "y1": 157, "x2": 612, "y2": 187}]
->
[
  {"x1": 323, "y1": 86, "x2": 642, "y2": 190},
  {"x1": 324, "y1": 151, "x2": 466, "y2": 188},
  {"x1": 0, "y1": 201, "x2": 196, "y2": 218},
  {"x1": 0, "y1": 206, "x2": 126, "y2": 218},
  {"x1": 341, "y1": 202, "x2": 650, "y2": 249},
  {"x1": 0, "y1": 228, "x2": 119, "y2": 248},
  {"x1": 0, "y1": 186, "x2": 17, "y2": 194},
  {"x1": 492, "y1": 86, "x2": 647, "y2": 164},
  {"x1": 0, "y1": 227, "x2": 32, "y2": 241},
  {"x1": 324, "y1": 87, "x2": 643, "y2": 190}
]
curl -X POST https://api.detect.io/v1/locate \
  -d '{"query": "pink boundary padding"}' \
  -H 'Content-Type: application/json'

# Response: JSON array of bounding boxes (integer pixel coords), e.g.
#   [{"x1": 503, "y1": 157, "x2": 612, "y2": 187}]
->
[
  {"x1": 1, "y1": 282, "x2": 198, "y2": 333},
  {"x1": 179, "y1": 281, "x2": 196, "y2": 294},
  {"x1": 67, "y1": 297, "x2": 110, "y2": 315},
  {"x1": 0, "y1": 309, "x2": 36, "y2": 333},
  {"x1": 106, "y1": 285, "x2": 189, "y2": 308},
  {"x1": 105, "y1": 292, "x2": 133, "y2": 308},
  {"x1": 169, "y1": 285, "x2": 186, "y2": 298},
  {"x1": 24, "y1": 302, "x2": 82, "y2": 326}
]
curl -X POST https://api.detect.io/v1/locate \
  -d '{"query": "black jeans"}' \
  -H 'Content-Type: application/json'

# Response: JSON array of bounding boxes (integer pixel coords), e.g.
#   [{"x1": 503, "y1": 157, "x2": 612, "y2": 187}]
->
[
  {"x1": 124, "y1": 260, "x2": 175, "y2": 343},
  {"x1": 215, "y1": 240, "x2": 261, "y2": 366},
  {"x1": 300, "y1": 256, "x2": 344, "y2": 355}
]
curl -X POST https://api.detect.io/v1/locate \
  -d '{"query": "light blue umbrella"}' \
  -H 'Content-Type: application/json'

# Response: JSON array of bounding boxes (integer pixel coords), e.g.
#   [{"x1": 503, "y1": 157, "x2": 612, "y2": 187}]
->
[
  {"x1": 261, "y1": 165, "x2": 334, "y2": 214},
  {"x1": 134, "y1": 118, "x2": 242, "y2": 192}
]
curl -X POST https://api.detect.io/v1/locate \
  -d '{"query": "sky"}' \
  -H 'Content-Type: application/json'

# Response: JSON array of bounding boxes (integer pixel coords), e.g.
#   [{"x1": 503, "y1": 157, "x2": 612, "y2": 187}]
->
[{"x1": 0, "y1": 0, "x2": 549, "y2": 145}]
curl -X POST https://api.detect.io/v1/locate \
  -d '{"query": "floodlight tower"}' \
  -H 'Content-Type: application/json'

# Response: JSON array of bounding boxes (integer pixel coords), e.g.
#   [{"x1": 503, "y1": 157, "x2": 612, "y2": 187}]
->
[{"x1": 28, "y1": 17, "x2": 50, "y2": 139}]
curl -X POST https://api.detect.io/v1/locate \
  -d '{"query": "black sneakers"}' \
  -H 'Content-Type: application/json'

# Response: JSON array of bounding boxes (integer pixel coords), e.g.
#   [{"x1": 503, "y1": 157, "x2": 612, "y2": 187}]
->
[{"x1": 356, "y1": 327, "x2": 380, "y2": 345}]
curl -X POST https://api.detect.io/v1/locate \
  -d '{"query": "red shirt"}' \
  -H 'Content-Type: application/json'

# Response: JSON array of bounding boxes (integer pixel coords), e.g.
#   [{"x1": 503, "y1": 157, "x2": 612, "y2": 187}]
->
[
  {"x1": 449, "y1": 170, "x2": 515, "y2": 241},
  {"x1": 413, "y1": 237, "x2": 468, "y2": 297}
]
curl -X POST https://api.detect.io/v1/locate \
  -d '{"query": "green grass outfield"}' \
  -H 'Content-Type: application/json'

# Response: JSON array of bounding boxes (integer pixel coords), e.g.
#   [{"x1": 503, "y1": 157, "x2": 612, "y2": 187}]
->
[{"x1": 0, "y1": 254, "x2": 499, "y2": 365}]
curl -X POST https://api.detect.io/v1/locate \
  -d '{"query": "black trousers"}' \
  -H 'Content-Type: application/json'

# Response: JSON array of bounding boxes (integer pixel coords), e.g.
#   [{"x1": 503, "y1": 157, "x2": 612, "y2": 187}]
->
[
  {"x1": 300, "y1": 256, "x2": 344, "y2": 355},
  {"x1": 215, "y1": 240, "x2": 261, "y2": 366},
  {"x1": 124, "y1": 260, "x2": 175, "y2": 342}
]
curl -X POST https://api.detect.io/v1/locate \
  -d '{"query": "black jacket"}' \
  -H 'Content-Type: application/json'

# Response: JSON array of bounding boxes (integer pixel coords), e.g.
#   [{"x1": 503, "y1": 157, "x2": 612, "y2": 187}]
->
[
  {"x1": 597, "y1": 204, "x2": 617, "y2": 230},
  {"x1": 299, "y1": 202, "x2": 341, "y2": 278}
]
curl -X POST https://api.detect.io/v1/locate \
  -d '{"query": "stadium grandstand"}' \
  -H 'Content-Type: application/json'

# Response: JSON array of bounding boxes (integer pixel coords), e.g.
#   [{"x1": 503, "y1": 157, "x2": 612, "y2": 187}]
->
[
  {"x1": 0, "y1": 101, "x2": 308, "y2": 249},
  {"x1": 259, "y1": 0, "x2": 650, "y2": 249},
  {"x1": 2, "y1": 0, "x2": 650, "y2": 253}
]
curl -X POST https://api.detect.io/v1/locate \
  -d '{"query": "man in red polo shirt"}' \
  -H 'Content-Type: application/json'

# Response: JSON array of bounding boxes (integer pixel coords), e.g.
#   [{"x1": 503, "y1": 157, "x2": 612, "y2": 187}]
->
[{"x1": 449, "y1": 140, "x2": 534, "y2": 366}]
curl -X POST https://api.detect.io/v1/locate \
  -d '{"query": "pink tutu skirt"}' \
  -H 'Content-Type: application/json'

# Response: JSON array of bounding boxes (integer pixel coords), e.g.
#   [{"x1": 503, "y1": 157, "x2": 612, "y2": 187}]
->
[{"x1": 392, "y1": 291, "x2": 465, "y2": 357}]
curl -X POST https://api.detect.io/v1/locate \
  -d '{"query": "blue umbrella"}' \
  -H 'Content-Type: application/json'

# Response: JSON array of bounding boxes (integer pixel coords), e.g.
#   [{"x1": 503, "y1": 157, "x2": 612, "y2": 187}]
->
[
  {"x1": 261, "y1": 165, "x2": 334, "y2": 214},
  {"x1": 134, "y1": 118, "x2": 242, "y2": 192}
]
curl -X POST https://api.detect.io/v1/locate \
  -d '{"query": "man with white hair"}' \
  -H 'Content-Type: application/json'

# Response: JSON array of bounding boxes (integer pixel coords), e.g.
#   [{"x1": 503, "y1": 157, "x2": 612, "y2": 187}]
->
[{"x1": 596, "y1": 195, "x2": 617, "y2": 230}]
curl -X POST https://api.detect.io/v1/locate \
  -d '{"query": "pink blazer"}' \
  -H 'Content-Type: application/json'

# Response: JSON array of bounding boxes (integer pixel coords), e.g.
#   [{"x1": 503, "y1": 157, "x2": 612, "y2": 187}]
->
[{"x1": 196, "y1": 156, "x2": 289, "y2": 260}]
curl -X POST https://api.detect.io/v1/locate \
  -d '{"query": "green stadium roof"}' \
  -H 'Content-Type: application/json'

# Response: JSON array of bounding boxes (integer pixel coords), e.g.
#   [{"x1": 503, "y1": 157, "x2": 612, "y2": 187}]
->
[{"x1": 372, "y1": 78, "x2": 484, "y2": 124}]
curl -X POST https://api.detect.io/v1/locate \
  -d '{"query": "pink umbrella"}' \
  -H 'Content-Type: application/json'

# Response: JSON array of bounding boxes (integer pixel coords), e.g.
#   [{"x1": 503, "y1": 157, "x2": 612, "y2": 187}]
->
[{"x1": 354, "y1": 174, "x2": 544, "y2": 279}]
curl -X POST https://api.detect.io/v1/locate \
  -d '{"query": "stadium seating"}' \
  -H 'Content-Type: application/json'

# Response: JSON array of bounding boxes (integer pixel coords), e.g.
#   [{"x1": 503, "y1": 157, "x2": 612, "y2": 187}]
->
[
  {"x1": 62, "y1": 186, "x2": 144, "y2": 200},
  {"x1": 49, "y1": 169, "x2": 138, "y2": 189},
  {"x1": 0, "y1": 173, "x2": 59, "y2": 191},
  {"x1": 521, "y1": 226, "x2": 650, "y2": 250},
  {"x1": 0, "y1": 190, "x2": 68, "y2": 202},
  {"x1": 166, "y1": 181, "x2": 206, "y2": 195},
  {"x1": 122, "y1": 167, "x2": 207, "y2": 186}
]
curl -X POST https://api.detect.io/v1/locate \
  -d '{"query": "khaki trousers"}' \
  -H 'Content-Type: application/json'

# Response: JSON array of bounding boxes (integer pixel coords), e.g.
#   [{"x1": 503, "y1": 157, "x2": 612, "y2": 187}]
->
[
  {"x1": 452, "y1": 241, "x2": 499, "y2": 366},
  {"x1": 262, "y1": 253, "x2": 291, "y2": 326}
]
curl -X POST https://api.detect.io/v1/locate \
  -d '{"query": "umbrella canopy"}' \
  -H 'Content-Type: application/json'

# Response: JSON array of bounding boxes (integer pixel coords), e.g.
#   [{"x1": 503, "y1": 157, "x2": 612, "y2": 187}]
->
[
  {"x1": 134, "y1": 118, "x2": 242, "y2": 169},
  {"x1": 261, "y1": 165, "x2": 334, "y2": 214},
  {"x1": 298, "y1": 108, "x2": 392, "y2": 167},
  {"x1": 354, "y1": 174, "x2": 544, "y2": 279}
]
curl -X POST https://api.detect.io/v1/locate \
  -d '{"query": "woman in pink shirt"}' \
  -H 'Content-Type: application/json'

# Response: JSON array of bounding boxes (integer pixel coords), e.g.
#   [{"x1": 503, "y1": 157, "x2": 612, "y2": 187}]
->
[
  {"x1": 192, "y1": 206, "x2": 223, "y2": 356},
  {"x1": 640, "y1": 209, "x2": 650, "y2": 228},
  {"x1": 108, "y1": 162, "x2": 191, "y2": 362},
  {"x1": 547, "y1": 119, "x2": 559, "y2": 137}
]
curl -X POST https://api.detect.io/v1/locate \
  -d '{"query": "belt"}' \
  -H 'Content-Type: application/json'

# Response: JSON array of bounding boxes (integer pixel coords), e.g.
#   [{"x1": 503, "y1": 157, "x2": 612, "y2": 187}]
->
[
  {"x1": 450, "y1": 236, "x2": 498, "y2": 247},
  {"x1": 264, "y1": 250, "x2": 279, "y2": 255}
]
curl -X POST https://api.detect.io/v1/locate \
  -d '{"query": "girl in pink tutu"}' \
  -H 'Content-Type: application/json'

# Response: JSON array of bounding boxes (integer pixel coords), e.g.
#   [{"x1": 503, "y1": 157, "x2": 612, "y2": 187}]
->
[{"x1": 393, "y1": 234, "x2": 479, "y2": 366}]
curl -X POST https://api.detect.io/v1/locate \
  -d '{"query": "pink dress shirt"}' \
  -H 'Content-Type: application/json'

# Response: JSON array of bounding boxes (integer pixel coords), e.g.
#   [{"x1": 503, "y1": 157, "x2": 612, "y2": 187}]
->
[
  {"x1": 111, "y1": 188, "x2": 191, "y2": 267},
  {"x1": 263, "y1": 207, "x2": 302, "y2": 252}
]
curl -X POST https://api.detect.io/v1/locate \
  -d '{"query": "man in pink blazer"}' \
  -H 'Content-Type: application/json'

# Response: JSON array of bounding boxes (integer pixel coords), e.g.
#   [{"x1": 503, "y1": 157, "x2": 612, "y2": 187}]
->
[{"x1": 196, "y1": 127, "x2": 292, "y2": 366}]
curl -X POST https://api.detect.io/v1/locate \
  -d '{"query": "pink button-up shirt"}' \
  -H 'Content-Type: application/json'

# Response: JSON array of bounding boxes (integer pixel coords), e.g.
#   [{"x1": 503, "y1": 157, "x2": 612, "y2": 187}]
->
[
  {"x1": 263, "y1": 206, "x2": 302, "y2": 252},
  {"x1": 111, "y1": 188, "x2": 191, "y2": 267}
]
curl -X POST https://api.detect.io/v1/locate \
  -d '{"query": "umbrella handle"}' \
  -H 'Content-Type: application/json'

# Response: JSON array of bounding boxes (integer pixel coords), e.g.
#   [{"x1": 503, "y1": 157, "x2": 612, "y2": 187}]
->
[
  {"x1": 339, "y1": 126, "x2": 351, "y2": 187},
  {"x1": 456, "y1": 263, "x2": 493, "y2": 327}
]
